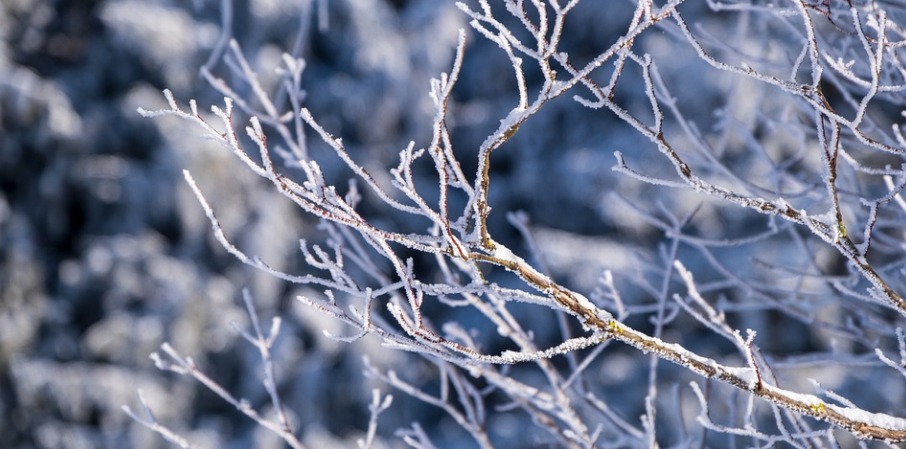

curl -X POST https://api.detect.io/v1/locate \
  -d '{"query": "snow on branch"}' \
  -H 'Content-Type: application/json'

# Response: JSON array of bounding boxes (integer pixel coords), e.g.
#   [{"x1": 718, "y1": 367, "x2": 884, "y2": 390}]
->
[{"x1": 135, "y1": 0, "x2": 906, "y2": 446}]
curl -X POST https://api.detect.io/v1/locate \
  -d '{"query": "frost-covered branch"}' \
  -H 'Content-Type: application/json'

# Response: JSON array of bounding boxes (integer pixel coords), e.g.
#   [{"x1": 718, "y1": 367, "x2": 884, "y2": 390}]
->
[{"x1": 135, "y1": 0, "x2": 906, "y2": 446}]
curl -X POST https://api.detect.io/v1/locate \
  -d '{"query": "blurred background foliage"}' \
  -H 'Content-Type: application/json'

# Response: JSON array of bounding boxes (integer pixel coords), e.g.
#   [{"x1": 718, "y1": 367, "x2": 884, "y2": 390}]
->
[{"x1": 2, "y1": 0, "x2": 905, "y2": 448}]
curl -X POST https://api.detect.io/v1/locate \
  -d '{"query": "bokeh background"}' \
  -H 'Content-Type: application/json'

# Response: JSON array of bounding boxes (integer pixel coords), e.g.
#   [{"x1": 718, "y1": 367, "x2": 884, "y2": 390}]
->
[{"x1": 3, "y1": 1, "x2": 906, "y2": 448}]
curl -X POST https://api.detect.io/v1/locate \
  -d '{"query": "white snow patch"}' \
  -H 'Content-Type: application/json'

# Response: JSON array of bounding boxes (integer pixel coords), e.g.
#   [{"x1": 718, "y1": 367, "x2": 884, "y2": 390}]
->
[
  {"x1": 826, "y1": 404, "x2": 906, "y2": 431},
  {"x1": 491, "y1": 244, "x2": 519, "y2": 262}
]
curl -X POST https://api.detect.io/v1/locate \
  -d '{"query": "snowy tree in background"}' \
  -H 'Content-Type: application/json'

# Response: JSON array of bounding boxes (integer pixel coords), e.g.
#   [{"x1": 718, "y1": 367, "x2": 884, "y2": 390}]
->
[{"x1": 6, "y1": 0, "x2": 906, "y2": 448}]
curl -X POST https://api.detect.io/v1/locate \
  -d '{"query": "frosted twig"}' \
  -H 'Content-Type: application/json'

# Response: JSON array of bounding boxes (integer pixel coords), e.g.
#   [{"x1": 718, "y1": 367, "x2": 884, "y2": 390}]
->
[
  {"x1": 358, "y1": 389, "x2": 393, "y2": 449},
  {"x1": 123, "y1": 390, "x2": 200, "y2": 449},
  {"x1": 150, "y1": 343, "x2": 308, "y2": 449},
  {"x1": 232, "y1": 289, "x2": 294, "y2": 435}
]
